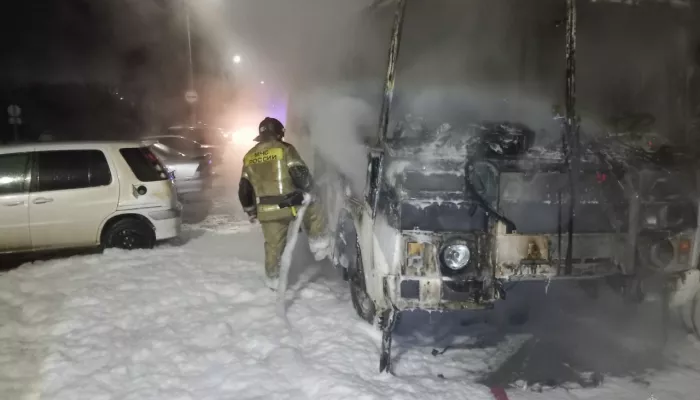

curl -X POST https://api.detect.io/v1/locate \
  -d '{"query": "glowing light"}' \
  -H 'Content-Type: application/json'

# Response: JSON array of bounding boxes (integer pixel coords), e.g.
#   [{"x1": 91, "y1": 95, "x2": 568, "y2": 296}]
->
[
  {"x1": 260, "y1": 81, "x2": 265, "y2": 85},
  {"x1": 229, "y1": 127, "x2": 259, "y2": 147},
  {"x1": 233, "y1": 54, "x2": 242, "y2": 64},
  {"x1": 265, "y1": 94, "x2": 288, "y2": 125}
]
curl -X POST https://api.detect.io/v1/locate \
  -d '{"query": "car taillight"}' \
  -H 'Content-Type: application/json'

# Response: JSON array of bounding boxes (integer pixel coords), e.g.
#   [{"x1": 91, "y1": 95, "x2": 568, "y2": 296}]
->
[{"x1": 143, "y1": 148, "x2": 168, "y2": 172}]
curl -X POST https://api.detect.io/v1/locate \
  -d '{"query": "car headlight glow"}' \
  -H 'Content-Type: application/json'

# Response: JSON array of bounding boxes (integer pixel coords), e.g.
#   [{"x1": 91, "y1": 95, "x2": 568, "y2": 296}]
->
[{"x1": 441, "y1": 242, "x2": 471, "y2": 270}]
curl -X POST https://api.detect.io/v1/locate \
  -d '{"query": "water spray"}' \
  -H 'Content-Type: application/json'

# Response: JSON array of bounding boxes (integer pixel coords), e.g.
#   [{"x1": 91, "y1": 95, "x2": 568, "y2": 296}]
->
[{"x1": 276, "y1": 192, "x2": 313, "y2": 321}]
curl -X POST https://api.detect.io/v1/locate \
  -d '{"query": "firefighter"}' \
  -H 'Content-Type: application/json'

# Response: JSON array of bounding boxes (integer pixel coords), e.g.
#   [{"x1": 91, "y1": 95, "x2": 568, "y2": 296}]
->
[{"x1": 238, "y1": 117, "x2": 330, "y2": 290}]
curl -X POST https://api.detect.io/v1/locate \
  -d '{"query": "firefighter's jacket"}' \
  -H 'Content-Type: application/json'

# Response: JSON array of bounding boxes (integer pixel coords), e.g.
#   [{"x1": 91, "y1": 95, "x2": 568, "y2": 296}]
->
[{"x1": 238, "y1": 139, "x2": 313, "y2": 222}]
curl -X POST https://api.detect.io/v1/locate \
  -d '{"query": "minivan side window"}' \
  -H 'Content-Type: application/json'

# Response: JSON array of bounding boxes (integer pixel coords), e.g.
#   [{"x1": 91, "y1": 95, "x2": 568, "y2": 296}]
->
[
  {"x1": 0, "y1": 153, "x2": 30, "y2": 195},
  {"x1": 34, "y1": 150, "x2": 112, "y2": 192},
  {"x1": 119, "y1": 147, "x2": 168, "y2": 182}
]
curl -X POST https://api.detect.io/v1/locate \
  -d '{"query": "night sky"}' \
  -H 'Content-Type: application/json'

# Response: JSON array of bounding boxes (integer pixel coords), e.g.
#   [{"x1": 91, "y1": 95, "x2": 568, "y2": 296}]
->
[
  {"x1": 2, "y1": 0, "x2": 698, "y2": 142},
  {"x1": 0, "y1": 0, "x2": 382, "y2": 87},
  {"x1": 1, "y1": 0, "x2": 181, "y2": 85},
  {"x1": 0, "y1": 0, "x2": 379, "y2": 139}
]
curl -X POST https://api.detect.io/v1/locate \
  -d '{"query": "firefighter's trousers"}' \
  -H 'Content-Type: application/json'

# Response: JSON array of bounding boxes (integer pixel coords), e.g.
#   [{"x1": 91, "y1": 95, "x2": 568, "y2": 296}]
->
[{"x1": 260, "y1": 201, "x2": 328, "y2": 279}]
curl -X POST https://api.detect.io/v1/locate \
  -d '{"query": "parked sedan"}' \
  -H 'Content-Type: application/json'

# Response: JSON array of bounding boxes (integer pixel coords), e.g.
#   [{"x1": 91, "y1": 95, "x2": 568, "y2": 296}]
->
[
  {"x1": 143, "y1": 140, "x2": 214, "y2": 207},
  {"x1": 143, "y1": 134, "x2": 225, "y2": 174}
]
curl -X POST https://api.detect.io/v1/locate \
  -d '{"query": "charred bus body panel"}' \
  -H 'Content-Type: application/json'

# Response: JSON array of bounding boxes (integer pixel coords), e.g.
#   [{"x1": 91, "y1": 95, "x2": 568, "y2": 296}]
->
[
  {"x1": 333, "y1": 120, "x2": 698, "y2": 316},
  {"x1": 313, "y1": 0, "x2": 700, "y2": 373}
]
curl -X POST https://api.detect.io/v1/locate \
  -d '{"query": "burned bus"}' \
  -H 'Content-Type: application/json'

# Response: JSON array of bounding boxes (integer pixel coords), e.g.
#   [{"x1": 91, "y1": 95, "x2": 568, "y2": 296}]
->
[{"x1": 314, "y1": 0, "x2": 700, "y2": 372}]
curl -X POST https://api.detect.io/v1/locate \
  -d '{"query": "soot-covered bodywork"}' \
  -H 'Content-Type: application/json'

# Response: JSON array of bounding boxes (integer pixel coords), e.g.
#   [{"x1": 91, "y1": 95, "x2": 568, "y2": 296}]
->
[
  {"x1": 321, "y1": 0, "x2": 699, "y2": 374},
  {"x1": 327, "y1": 120, "x2": 700, "y2": 316},
  {"x1": 596, "y1": 139, "x2": 700, "y2": 277}
]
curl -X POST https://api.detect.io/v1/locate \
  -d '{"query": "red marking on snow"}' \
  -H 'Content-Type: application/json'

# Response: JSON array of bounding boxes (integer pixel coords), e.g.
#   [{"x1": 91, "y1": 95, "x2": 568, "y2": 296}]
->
[{"x1": 490, "y1": 387, "x2": 510, "y2": 400}]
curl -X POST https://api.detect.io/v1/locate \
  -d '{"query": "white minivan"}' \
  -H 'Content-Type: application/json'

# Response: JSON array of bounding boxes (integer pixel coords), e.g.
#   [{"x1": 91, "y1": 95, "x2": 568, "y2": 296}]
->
[{"x1": 0, "y1": 141, "x2": 182, "y2": 254}]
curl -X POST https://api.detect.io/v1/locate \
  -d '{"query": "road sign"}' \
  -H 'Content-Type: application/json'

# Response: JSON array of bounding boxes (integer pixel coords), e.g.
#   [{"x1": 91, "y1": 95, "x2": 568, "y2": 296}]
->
[
  {"x1": 8, "y1": 117, "x2": 22, "y2": 125},
  {"x1": 7, "y1": 105, "x2": 21, "y2": 117},
  {"x1": 185, "y1": 91, "x2": 199, "y2": 104}
]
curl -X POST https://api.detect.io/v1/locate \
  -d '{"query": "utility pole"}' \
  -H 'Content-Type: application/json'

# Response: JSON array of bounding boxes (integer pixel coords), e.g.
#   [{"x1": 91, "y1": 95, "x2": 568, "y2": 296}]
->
[{"x1": 185, "y1": 0, "x2": 197, "y2": 127}]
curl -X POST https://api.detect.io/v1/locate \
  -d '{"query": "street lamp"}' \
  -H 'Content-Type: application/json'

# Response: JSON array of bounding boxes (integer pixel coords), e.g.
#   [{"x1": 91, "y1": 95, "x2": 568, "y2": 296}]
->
[{"x1": 228, "y1": 54, "x2": 242, "y2": 106}]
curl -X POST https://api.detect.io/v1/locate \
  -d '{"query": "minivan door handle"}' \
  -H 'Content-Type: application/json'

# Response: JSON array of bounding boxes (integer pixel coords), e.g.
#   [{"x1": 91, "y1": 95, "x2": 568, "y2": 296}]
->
[
  {"x1": 2, "y1": 200, "x2": 24, "y2": 207},
  {"x1": 32, "y1": 197, "x2": 54, "y2": 205}
]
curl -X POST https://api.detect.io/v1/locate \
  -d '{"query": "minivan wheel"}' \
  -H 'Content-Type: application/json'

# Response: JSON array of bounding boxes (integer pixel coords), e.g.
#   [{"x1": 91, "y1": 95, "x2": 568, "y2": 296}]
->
[
  {"x1": 349, "y1": 241, "x2": 376, "y2": 324},
  {"x1": 103, "y1": 218, "x2": 155, "y2": 250}
]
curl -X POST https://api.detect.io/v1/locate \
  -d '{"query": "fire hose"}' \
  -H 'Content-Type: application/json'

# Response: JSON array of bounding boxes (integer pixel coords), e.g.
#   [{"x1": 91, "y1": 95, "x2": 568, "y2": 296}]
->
[{"x1": 276, "y1": 191, "x2": 313, "y2": 321}]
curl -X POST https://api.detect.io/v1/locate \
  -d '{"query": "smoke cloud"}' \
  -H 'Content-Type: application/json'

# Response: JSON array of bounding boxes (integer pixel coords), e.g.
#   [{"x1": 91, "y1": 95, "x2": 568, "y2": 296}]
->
[
  {"x1": 187, "y1": 0, "x2": 691, "y2": 187},
  {"x1": 187, "y1": 0, "x2": 384, "y2": 188},
  {"x1": 3, "y1": 0, "x2": 692, "y2": 159}
]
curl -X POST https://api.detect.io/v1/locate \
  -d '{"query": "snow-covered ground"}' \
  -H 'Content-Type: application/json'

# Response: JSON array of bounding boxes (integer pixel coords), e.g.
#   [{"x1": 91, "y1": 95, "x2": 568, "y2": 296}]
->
[{"x1": 1, "y1": 182, "x2": 700, "y2": 400}]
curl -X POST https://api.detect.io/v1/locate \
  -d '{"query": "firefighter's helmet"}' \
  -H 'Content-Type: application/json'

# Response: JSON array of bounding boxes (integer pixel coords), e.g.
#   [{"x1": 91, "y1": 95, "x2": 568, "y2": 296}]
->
[{"x1": 255, "y1": 117, "x2": 285, "y2": 141}]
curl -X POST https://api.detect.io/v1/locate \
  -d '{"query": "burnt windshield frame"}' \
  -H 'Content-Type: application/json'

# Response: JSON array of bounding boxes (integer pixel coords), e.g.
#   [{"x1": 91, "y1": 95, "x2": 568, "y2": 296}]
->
[{"x1": 399, "y1": 171, "x2": 465, "y2": 193}]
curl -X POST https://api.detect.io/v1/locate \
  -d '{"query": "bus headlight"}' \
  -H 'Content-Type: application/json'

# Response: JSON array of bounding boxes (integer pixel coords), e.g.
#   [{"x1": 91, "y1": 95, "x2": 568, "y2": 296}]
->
[{"x1": 441, "y1": 240, "x2": 471, "y2": 271}]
